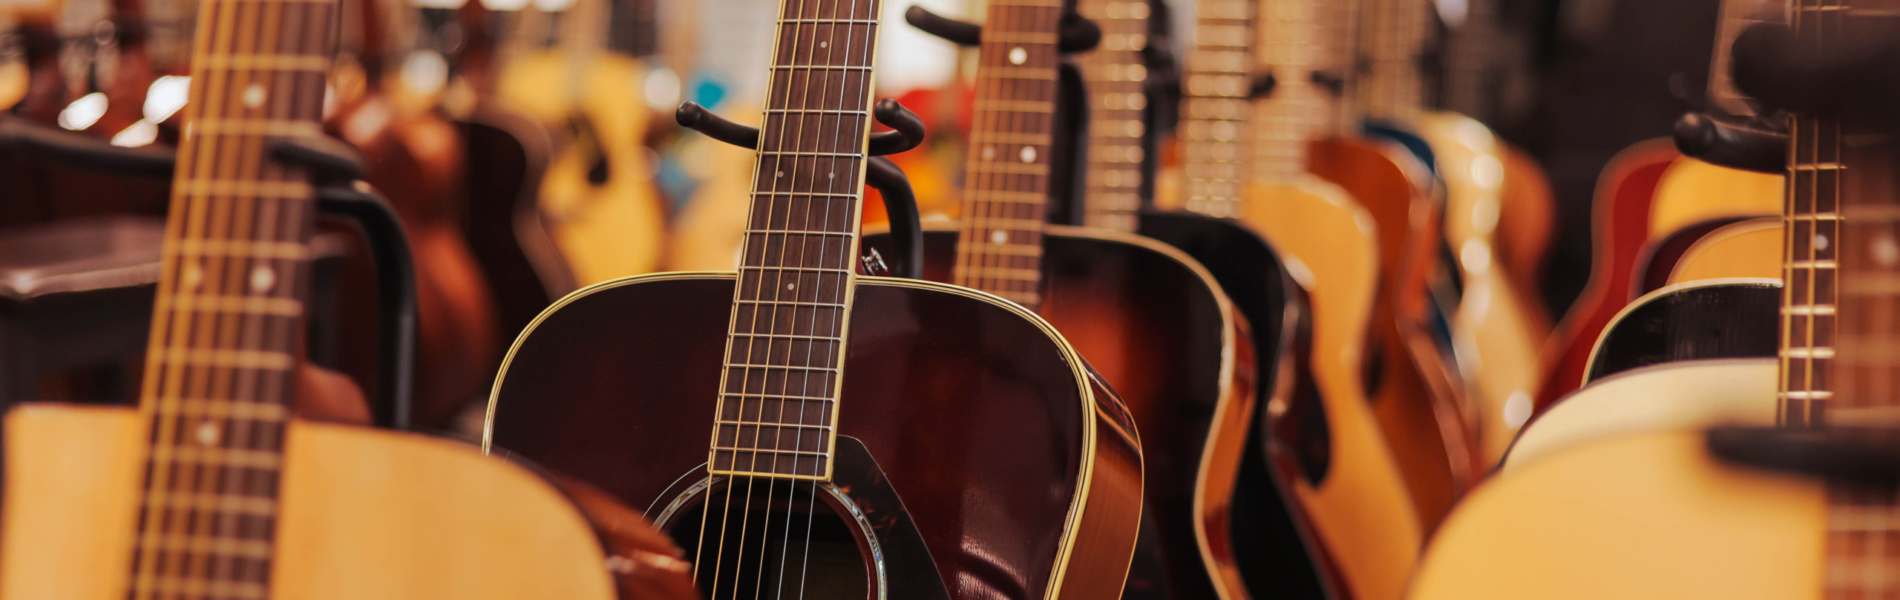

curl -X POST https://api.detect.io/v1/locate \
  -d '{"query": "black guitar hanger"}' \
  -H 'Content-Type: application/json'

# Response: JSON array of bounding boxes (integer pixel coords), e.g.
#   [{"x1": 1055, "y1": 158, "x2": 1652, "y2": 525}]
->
[
  {"x1": 906, "y1": 4, "x2": 1101, "y2": 54},
  {"x1": 675, "y1": 99, "x2": 928, "y2": 280}
]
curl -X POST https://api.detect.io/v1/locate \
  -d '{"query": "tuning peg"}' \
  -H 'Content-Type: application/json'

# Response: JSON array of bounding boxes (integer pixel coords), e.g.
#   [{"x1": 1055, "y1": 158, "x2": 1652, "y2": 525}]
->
[
  {"x1": 677, "y1": 100, "x2": 927, "y2": 157},
  {"x1": 1672, "y1": 111, "x2": 1787, "y2": 174},
  {"x1": 1057, "y1": 12, "x2": 1100, "y2": 54},
  {"x1": 1250, "y1": 72, "x2": 1277, "y2": 100},
  {"x1": 1310, "y1": 70, "x2": 1347, "y2": 98},
  {"x1": 906, "y1": 6, "x2": 981, "y2": 47}
]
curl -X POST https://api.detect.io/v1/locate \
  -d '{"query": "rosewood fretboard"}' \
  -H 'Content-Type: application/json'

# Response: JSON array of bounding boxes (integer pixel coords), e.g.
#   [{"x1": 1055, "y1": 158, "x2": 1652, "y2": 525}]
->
[
  {"x1": 128, "y1": 0, "x2": 337, "y2": 596},
  {"x1": 952, "y1": 0, "x2": 1063, "y2": 309},
  {"x1": 708, "y1": 0, "x2": 881, "y2": 481}
]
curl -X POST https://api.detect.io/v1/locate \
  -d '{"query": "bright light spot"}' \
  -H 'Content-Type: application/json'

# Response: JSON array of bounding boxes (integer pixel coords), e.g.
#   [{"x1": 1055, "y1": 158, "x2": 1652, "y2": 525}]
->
[
  {"x1": 876, "y1": 0, "x2": 961, "y2": 93},
  {"x1": 991, "y1": 230, "x2": 1007, "y2": 245},
  {"x1": 411, "y1": 0, "x2": 463, "y2": 8},
  {"x1": 1008, "y1": 47, "x2": 1027, "y2": 65},
  {"x1": 481, "y1": 0, "x2": 527, "y2": 9},
  {"x1": 242, "y1": 84, "x2": 266, "y2": 108},
  {"x1": 1502, "y1": 392, "x2": 1532, "y2": 429},
  {"x1": 644, "y1": 67, "x2": 682, "y2": 113},
  {"x1": 1875, "y1": 234, "x2": 1899, "y2": 267},
  {"x1": 250, "y1": 267, "x2": 275, "y2": 292},
  {"x1": 1452, "y1": 117, "x2": 1492, "y2": 151},
  {"x1": 1019, "y1": 146, "x2": 1036, "y2": 163},
  {"x1": 532, "y1": 0, "x2": 576, "y2": 12},
  {"x1": 1817, "y1": 234, "x2": 1830, "y2": 251},
  {"x1": 58, "y1": 92, "x2": 108, "y2": 131},
  {"x1": 1470, "y1": 155, "x2": 1504, "y2": 190},
  {"x1": 1461, "y1": 239, "x2": 1492, "y2": 273},
  {"x1": 1435, "y1": 0, "x2": 1469, "y2": 27},
  {"x1": 143, "y1": 76, "x2": 191, "y2": 122},
  {"x1": 195, "y1": 421, "x2": 220, "y2": 445},
  {"x1": 401, "y1": 51, "x2": 450, "y2": 97},
  {"x1": 111, "y1": 120, "x2": 159, "y2": 147}
]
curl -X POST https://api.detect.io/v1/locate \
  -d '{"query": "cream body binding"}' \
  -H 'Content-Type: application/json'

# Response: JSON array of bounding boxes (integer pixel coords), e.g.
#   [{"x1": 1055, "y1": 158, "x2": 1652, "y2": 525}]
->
[
  {"x1": 1409, "y1": 431, "x2": 1824, "y2": 600},
  {"x1": 0, "y1": 404, "x2": 616, "y2": 600},
  {"x1": 1412, "y1": 112, "x2": 1546, "y2": 464},
  {"x1": 1669, "y1": 217, "x2": 1782, "y2": 285},
  {"x1": 1501, "y1": 358, "x2": 1777, "y2": 472},
  {"x1": 1242, "y1": 176, "x2": 1423, "y2": 600}
]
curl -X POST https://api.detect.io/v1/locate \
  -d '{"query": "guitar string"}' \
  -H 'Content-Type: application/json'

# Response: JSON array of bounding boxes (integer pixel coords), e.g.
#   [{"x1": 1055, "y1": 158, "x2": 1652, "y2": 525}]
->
[
  {"x1": 132, "y1": 0, "x2": 239, "y2": 593},
  {"x1": 199, "y1": 0, "x2": 281, "y2": 590},
  {"x1": 790, "y1": 0, "x2": 875, "y2": 596},
  {"x1": 707, "y1": 0, "x2": 824, "y2": 591}
]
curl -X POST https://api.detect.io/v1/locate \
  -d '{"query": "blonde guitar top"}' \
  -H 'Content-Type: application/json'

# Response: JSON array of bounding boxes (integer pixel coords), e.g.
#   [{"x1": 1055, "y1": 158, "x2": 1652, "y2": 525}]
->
[
  {"x1": 1649, "y1": 158, "x2": 1782, "y2": 238},
  {"x1": 1413, "y1": 112, "x2": 1546, "y2": 465},
  {"x1": 1409, "y1": 431, "x2": 1824, "y2": 600},
  {"x1": 499, "y1": 51, "x2": 666, "y2": 285},
  {"x1": 0, "y1": 404, "x2": 616, "y2": 600},
  {"x1": 666, "y1": 102, "x2": 764, "y2": 271},
  {"x1": 1244, "y1": 178, "x2": 1424, "y2": 600},
  {"x1": 1503, "y1": 358, "x2": 1777, "y2": 472},
  {"x1": 1669, "y1": 217, "x2": 1782, "y2": 285}
]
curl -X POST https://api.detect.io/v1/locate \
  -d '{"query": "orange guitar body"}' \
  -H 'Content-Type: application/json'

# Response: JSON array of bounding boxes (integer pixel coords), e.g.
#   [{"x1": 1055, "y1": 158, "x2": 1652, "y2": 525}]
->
[
  {"x1": 1306, "y1": 134, "x2": 1466, "y2": 531},
  {"x1": 329, "y1": 64, "x2": 499, "y2": 427},
  {"x1": 1534, "y1": 139, "x2": 1680, "y2": 411},
  {"x1": 1496, "y1": 143, "x2": 1556, "y2": 334}
]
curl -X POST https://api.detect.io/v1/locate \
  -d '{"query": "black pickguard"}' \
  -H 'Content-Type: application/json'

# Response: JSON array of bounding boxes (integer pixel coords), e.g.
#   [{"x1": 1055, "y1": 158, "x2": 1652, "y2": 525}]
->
[{"x1": 1586, "y1": 281, "x2": 1781, "y2": 382}]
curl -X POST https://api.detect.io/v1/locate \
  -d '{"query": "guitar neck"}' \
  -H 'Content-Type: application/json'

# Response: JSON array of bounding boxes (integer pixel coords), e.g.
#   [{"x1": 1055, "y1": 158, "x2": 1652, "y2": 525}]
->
[
  {"x1": 130, "y1": 0, "x2": 338, "y2": 595},
  {"x1": 707, "y1": 0, "x2": 882, "y2": 482},
  {"x1": 951, "y1": 0, "x2": 1062, "y2": 309},
  {"x1": 1177, "y1": 0, "x2": 1253, "y2": 216},
  {"x1": 1706, "y1": 0, "x2": 1778, "y2": 117},
  {"x1": 1074, "y1": 0, "x2": 1149, "y2": 231},
  {"x1": 1252, "y1": 0, "x2": 1331, "y2": 183},
  {"x1": 1355, "y1": 0, "x2": 1427, "y2": 123}
]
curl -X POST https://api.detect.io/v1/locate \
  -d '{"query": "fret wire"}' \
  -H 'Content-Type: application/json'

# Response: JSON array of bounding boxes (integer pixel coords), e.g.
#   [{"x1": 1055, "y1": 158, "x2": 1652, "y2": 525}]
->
[{"x1": 717, "y1": 421, "x2": 835, "y2": 430}]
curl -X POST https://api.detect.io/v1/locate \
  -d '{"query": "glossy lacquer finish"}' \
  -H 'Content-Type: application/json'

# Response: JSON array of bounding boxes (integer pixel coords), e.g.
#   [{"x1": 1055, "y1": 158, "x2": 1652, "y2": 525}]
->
[
  {"x1": 868, "y1": 225, "x2": 1254, "y2": 600},
  {"x1": 1584, "y1": 280, "x2": 1781, "y2": 382},
  {"x1": 487, "y1": 274, "x2": 1144, "y2": 600},
  {"x1": 1137, "y1": 212, "x2": 1334, "y2": 598}
]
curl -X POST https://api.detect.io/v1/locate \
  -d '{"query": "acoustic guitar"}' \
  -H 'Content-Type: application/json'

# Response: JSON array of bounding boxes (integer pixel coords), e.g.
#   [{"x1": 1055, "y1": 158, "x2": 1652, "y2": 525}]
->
[
  {"x1": 0, "y1": 0, "x2": 641, "y2": 595},
  {"x1": 498, "y1": 0, "x2": 667, "y2": 286},
  {"x1": 870, "y1": 2, "x2": 1260, "y2": 597},
  {"x1": 1069, "y1": 0, "x2": 1329, "y2": 596},
  {"x1": 1409, "y1": 6, "x2": 1895, "y2": 597},
  {"x1": 483, "y1": 0, "x2": 1145, "y2": 596}
]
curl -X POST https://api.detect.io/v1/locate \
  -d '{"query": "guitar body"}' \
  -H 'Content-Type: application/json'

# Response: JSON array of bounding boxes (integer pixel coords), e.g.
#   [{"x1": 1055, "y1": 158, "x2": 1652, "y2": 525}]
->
[
  {"x1": 458, "y1": 102, "x2": 576, "y2": 340},
  {"x1": 1133, "y1": 212, "x2": 1331, "y2": 599},
  {"x1": 1410, "y1": 432, "x2": 1824, "y2": 600},
  {"x1": 487, "y1": 273, "x2": 1143, "y2": 600},
  {"x1": 1535, "y1": 139, "x2": 1679, "y2": 410},
  {"x1": 1503, "y1": 359, "x2": 1776, "y2": 472},
  {"x1": 0, "y1": 404, "x2": 616, "y2": 600},
  {"x1": 1669, "y1": 218, "x2": 1781, "y2": 285},
  {"x1": 1410, "y1": 112, "x2": 1548, "y2": 465},
  {"x1": 1305, "y1": 137, "x2": 1467, "y2": 529},
  {"x1": 330, "y1": 92, "x2": 501, "y2": 426},
  {"x1": 498, "y1": 52, "x2": 666, "y2": 285},
  {"x1": 1235, "y1": 180, "x2": 1424, "y2": 600},
  {"x1": 865, "y1": 225, "x2": 1256, "y2": 599},
  {"x1": 1496, "y1": 143, "x2": 1556, "y2": 332},
  {"x1": 1633, "y1": 216, "x2": 1760, "y2": 295},
  {"x1": 1584, "y1": 279, "x2": 1781, "y2": 382},
  {"x1": 1647, "y1": 158, "x2": 1783, "y2": 246},
  {"x1": 1502, "y1": 281, "x2": 1778, "y2": 473}
]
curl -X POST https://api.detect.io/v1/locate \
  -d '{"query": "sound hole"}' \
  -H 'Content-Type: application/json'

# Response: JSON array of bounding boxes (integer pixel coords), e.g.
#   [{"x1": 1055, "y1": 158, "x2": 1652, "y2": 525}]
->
[{"x1": 668, "y1": 477, "x2": 872, "y2": 600}]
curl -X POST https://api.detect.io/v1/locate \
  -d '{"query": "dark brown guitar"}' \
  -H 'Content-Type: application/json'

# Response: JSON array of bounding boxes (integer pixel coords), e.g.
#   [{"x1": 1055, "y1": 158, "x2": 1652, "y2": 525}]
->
[
  {"x1": 482, "y1": 0, "x2": 1144, "y2": 597},
  {"x1": 870, "y1": 2, "x2": 1257, "y2": 597}
]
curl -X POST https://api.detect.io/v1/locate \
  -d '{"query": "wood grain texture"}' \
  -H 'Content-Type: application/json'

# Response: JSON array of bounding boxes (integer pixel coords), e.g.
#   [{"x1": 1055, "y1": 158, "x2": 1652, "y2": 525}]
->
[
  {"x1": 0, "y1": 404, "x2": 616, "y2": 600},
  {"x1": 1411, "y1": 432, "x2": 1824, "y2": 600},
  {"x1": 486, "y1": 273, "x2": 1142, "y2": 600}
]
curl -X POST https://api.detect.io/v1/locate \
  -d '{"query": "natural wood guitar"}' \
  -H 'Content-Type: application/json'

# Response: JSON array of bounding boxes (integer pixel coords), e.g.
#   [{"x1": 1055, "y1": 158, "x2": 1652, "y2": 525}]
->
[
  {"x1": 485, "y1": 0, "x2": 1144, "y2": 596},
  {"x1": 0, "y1": 0, "x2": 646, "y2": 595}
]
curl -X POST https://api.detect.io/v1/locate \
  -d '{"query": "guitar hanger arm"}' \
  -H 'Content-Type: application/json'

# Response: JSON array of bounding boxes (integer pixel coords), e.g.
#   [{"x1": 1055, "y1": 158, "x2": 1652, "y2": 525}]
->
[
  {"x1": 1710, "y1": 426, "x2": 1900, "y2": 490},
  {"x1": 866, "y1": 157, "x2": 923, "y2": 280},
  {"x1": 676, "y1": 98, "x2": 926, "y2": 157},
  {"x1": 906, "y1": 4, "x2": 1101, "y2": 54},
  {"x1": 1672, "y1": 112, "x2": 1787, "y2": 175}
]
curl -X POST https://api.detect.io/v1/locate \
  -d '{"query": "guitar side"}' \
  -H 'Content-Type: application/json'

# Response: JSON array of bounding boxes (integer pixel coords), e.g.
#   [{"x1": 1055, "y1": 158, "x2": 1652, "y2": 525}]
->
[{"x1": 0, "y1": 404, "x2": 617, "y2": 600}]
